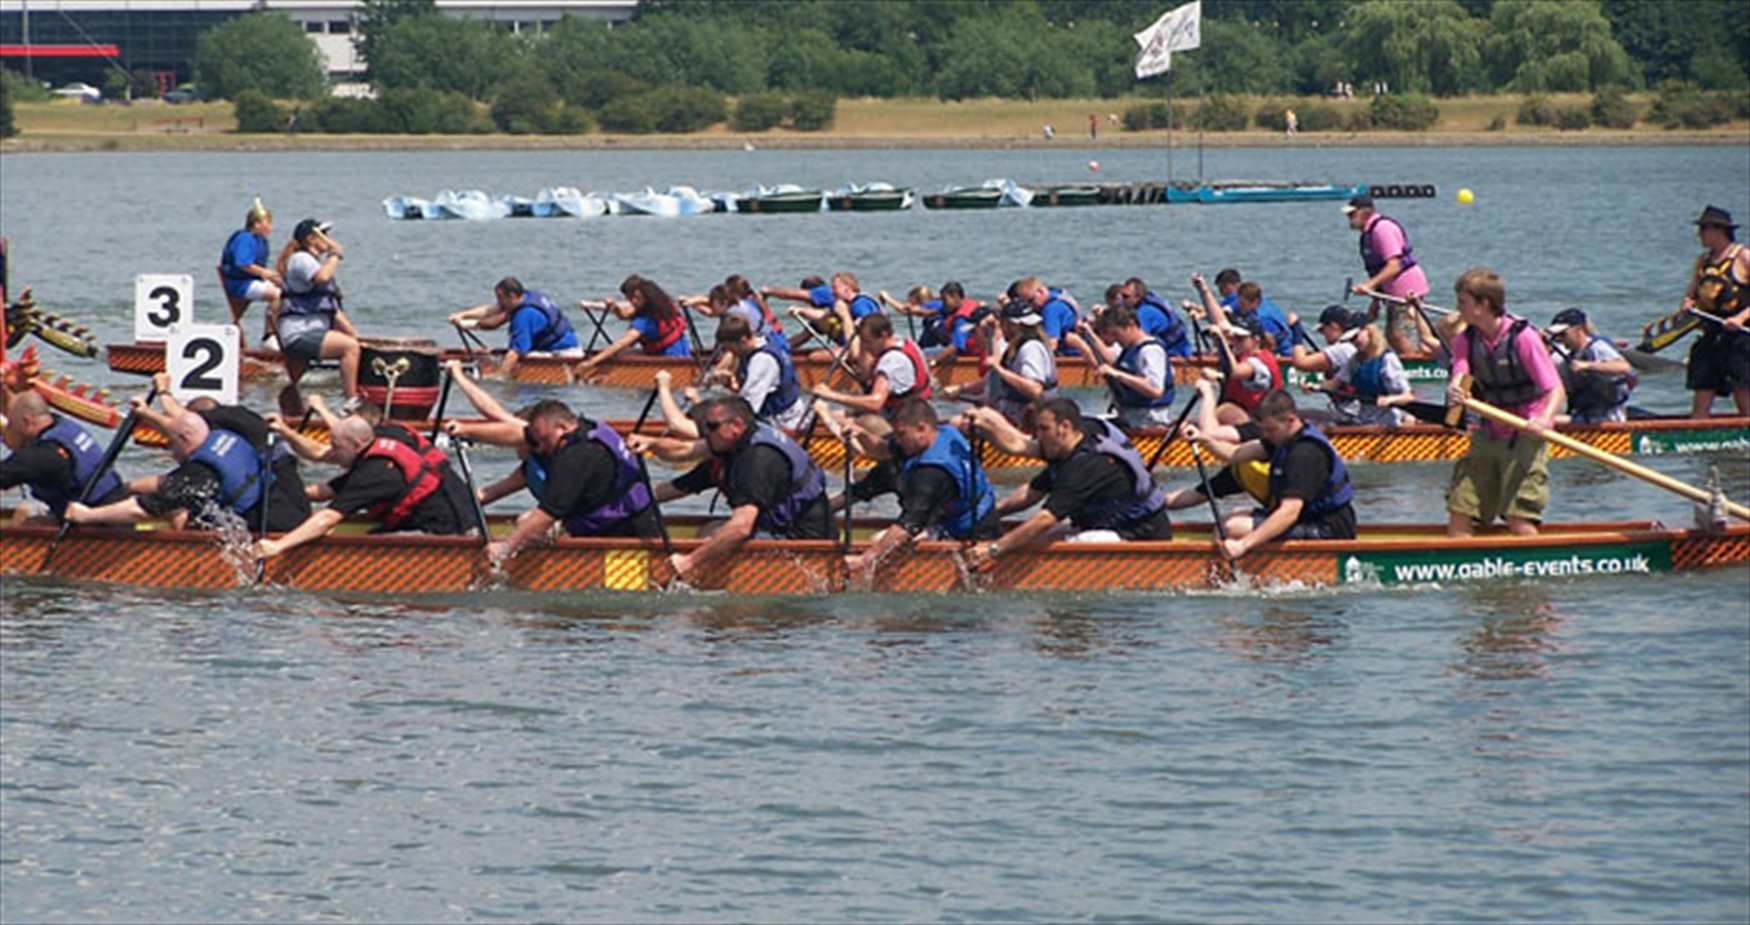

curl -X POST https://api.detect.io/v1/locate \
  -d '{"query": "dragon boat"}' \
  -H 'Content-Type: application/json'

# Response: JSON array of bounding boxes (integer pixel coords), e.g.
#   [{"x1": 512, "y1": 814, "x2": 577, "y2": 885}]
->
[{"x1": 3, "y1": 514, "x2": 1743, "y2": 596}]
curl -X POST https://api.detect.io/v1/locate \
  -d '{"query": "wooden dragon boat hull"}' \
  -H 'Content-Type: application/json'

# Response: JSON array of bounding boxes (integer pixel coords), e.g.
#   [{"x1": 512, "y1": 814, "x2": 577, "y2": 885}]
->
[
  {"x1": 107, "y1": 342, "x2": 1448, "y2": 390},
  {"x1": 3, "y1": 515, "x2": 1743, "y2": 596}
]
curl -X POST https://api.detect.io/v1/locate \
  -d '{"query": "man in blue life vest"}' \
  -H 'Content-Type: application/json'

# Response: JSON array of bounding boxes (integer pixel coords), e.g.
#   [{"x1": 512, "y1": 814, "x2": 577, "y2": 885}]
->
[
  {"x1": 448, "y1": 276, "x2": 581, "y2": 379},
  {"x1": 477, "y1": 400, "x2": 662, "y2": 562},
  {"x1": 1180, "y1": 389, "x2": 1358, "y2": 559},
  {"x1": 765, "y1": 272, "x2": 882, "y2": 352},
  {"x1": 647, "y1": 396, "x2": 832, "y2": 584},
  {"x1": 0, "y1": 390, "x2": 130, "y2": 523},
  {"x1": 1079, "y1": 303, "x2": 1177, "y2": 429},
  {"x1": 1195, "y1": 275, "x2": 1297, "y2": 358},
  {"x1": 1545, "y1": 307, "x2": 1637, "y2": 424},
  {"x1": 1012, "y1": 276, "x2": 1082, "y2": 356},
  {"x1": 839, "y1": 398, "x2": 999, "y2": 577},
  {"x1": 218, "y1": 199, "x2": 282, "y2": 341},
  {"x1": 652, "y1": 315, "x2": 809, "y2": 437},
  {"x1": 252, "y1": 415, "x2": 476, "y2": 562},
  {"x1": 962, "y1": 397, "x2": 1172, "y2": 572},
  {"x1": 1120, "y1": 276, "x2": 1193, "y2": 358}
]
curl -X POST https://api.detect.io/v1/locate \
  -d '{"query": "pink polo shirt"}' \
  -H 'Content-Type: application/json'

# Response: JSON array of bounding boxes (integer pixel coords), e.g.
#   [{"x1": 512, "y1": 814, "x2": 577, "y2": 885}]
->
[
  {"x1": 1366, "y1": 216, "x2": 1430, "y2": 298},
  {"x1": 1450, "y1": 313, "x2": 1562, "y2": 441}
]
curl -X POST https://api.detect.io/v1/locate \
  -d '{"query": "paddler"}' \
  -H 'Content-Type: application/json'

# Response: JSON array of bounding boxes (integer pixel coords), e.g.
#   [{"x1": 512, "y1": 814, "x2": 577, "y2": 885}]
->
[
  {"x1": 1192, "y1": 273, "x2": 1296, "y2": 357},
  {"x1": 272, "y1": 218, "x2": 363, "y2": 417},
  {"x1": 1180, "y1": 389, "x2": 1358, "y2": 558},
  {"x1": 1345, "y1": 193, "x2": 1439, "y2": 355},
  {"x1": 939, "y1": 300, "x2": 1056, "y2": 428},
  {"x1": 1, "y1": 390, "x2": 129, "y2": 523},
  {"x1": 1288, "y1": 305, "x2": 1414, "y2": 426},
  {"x1": 661, "y1": 314, "x2": 807, "y2": 434},
  {"x1": 573, "y1": 277, "x2": 691, "y2": 379},
  {"x1": 1545, "y1": 308, "x2": 1636, "y2": 424},
  {"x1": 1444, "y1": 267, "x2": 1565, "y2": 538},
  {"x1": 765, "y1": 272, "x2": 881, "y2": 354},
  {"x1": 839, "y1": 397, "x2": 999, "y2": 576},
  {"x1": 1679, "y1": 205, "x2": 1750, "y2": 417},
  {"x1": 252, "y1": 416, "x2": 477, "y2": 561},
  {"x1": 447, "y1": 276, "x2": 581, "y2": 379},
  {"x1": 642, "y1": 396, "x2": 833, "y2": 584},
  {"x1": 217, "y1": 199, "x2": 283, "y2": 343},
  {"x1": 1203, "y1": 313, "x2": 1283, "y2": 427},
  {"x1": 1120, "y1": 276, "x2": 1193, "y2": 358},
  {"x1": 1010, "y1": 276, "x2": 1081, "y2": 356},
  {"x1": 1080, "y1": 303, "x2": 1177, "y2": 429},
  {"x1": 811, "y1": 312, "x2": 932, "y2": 428},
  {"x1": 961, "y1": 398, "x2": 1172, "y2": 572}
]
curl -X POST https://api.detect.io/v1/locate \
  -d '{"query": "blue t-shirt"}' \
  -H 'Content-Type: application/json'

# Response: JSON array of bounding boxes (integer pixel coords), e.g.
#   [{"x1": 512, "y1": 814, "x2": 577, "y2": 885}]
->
[
  {"x1": 1253, "y1": 296, "x2": 1296, "y2": 357},
  {"x1": 219, "y1": 229, "x2": 269, "y2": 299},
  {"x1": 630, "y1": 315, "x2": 691, "y2": 356},
  {"x1": 508, "y1": 303, "x2": 579, "y2": 354},
  {"x1": 1041, "y1": 291, "x2": 1079, "y2": 354},
  {"x1": 949, "y1": 314, "x2": 980, "y2": 354},
  {"x1": 847, "y1": 293, "x2": 881, "y2": 321},
  {"x1": 807, "y1": 284, "x2": 835, "y2": 308}
]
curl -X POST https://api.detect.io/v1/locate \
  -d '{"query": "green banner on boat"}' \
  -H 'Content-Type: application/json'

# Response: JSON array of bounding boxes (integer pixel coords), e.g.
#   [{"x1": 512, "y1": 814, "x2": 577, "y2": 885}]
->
[
  {"x1": 1339, "y1": 541, "x2": 1673, "y2": 586},
  {"x1": 1630, "y1": 428, "x2": 1750, "y2": 456}
]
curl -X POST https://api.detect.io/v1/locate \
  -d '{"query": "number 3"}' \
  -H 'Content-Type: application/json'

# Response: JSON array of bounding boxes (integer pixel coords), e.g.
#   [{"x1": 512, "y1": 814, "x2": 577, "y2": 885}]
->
[
  {"x1": 148, "y1": 286, "x2": 182, "y2": 328},
  {"x1": 181, "y1": 338, "x2": 223, "y2": 391}
]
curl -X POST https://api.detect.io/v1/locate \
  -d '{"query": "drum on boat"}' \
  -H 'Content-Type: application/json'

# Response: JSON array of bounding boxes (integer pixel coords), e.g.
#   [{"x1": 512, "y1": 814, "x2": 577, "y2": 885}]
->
[{"x1": 359, "y1": 338, "x2": 441, "y2": 418}]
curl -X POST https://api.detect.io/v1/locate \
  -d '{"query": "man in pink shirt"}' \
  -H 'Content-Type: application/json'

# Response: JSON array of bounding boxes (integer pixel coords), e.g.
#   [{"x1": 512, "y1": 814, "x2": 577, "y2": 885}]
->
[
  {"x1": 1346, "y1": 194, "x2": 1437, "y2": 355},
  {"x1": 1443, "y1": 267, "x2": 1566, "y2": 538}
]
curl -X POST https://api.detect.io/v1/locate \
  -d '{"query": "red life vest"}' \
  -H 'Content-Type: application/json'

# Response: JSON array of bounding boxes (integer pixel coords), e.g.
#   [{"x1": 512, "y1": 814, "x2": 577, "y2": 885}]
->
[
  {"x1": 1221, "y1": 348, "x2": 1284, "y2": 413},
  {"x1": 879, "y1": 340, "x2": 935, "y2": 413},
  {"x1": 639, "y1": 310, "x2": 688, "y2": 355},
  {"x1": 360, "y1": 423, "x2": 448, "y2": 529}
]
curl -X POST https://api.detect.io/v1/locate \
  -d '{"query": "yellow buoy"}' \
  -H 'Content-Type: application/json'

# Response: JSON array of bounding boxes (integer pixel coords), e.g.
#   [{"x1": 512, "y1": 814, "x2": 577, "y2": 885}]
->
[{"x1": 1456, "y1": 188, "x2": 1475, "y2": 205}]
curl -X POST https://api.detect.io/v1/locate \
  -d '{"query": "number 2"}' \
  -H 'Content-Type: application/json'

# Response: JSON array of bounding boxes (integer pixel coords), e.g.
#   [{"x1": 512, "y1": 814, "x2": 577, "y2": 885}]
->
[
  {"x1": 181, "y1": 338, "x2": 223, "y2": 391},
  {"x1": 148, "y1": 286, "x2": 182, "y2": 327}
]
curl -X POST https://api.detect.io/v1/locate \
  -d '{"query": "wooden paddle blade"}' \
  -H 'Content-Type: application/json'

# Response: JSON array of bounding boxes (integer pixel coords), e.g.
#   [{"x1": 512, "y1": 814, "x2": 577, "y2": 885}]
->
[{"x1": 1443, "y1": 374, "x2": 1471, "y2": 428}]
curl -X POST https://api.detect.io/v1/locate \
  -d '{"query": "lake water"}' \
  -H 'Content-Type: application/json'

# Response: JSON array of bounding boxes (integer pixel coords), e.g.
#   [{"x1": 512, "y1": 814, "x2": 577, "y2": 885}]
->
[{"x1": 2, "y1": 144, "x2": 1747, "y2": 922}]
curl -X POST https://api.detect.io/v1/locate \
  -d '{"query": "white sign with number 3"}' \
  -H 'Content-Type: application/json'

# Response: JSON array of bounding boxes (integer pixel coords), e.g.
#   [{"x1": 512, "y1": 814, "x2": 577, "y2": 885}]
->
[
  {"x1": 134, "y1": 273, "x2": 194, "y2": 342},
  {"x1": 166, "y1": 324, "x2": 239, "y2": 406}
]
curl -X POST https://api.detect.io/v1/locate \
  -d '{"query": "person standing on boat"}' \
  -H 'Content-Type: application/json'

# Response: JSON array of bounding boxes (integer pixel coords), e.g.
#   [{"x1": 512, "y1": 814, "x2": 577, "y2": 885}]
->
[
  {"x1": 1679, "y1": 205, "x2": 1750, "y2": 417},
  {"x1": 272, "y1": 219, "x2": 363, "y2": 417},
  {"x1": 1180, "y1": 389, "x2": 1358, "y2": 558},
  {"x1": 1288, "y1": 306, "x2": 1414, "y2": 427},
  {"x1": 218, "y1": 199, "x2": 282, "y2": 343},
  {"x1": 572, "y1": 277, "x2": 691, "y2": 380},
  {"x1": 253, "y1": 416, "x2": 476, "y2": 562},
  {"x1": 840, "y1": 398, "x2": 1000, "y2": 577},
  {"x1": 1121, "y1": 276, "x2": 1193, "y2": 358},
  {"x1": 940, "y1": 301, "x2": 1056, "y2": 428},
  {"x1": 448, "y1": 276, "x2": 581, "y2": 380},
  {"x1": 961, "y1": 398, "x2": 1172, "y2": 572},
  {"x1": 0, "y1": 390, "x2": 130, "y2": 523},
  {"x1": 1345, "y1": 194, "x2": 1438, "y2": 356},
  {"x1": 1444, "y1": 268, "x2": 1565, "y2": 538},
  {"x1": 811, "y1": 312, "x2": 932, "y2": 427},
  {"x1": 1079, "y1": 303, "x2": 1176, "y2": 429},
  {"x1": 1545, "y1": 308, "x2": 1636, "y2": 424},
  {"x1": 648, "y1": 396, "x2": 832, "y2": 584}
]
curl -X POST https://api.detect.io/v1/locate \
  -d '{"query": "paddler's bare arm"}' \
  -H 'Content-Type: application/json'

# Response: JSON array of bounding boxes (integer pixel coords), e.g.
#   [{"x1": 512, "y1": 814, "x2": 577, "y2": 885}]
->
[
  {"x1": 443, "y1": 359, "x2": 516, "y2": 422},
  {"x1": 253, "y1": 507, "x2": 345, "y2": 560},
  {"x1": 488, "y1": 507, "x2": 556, "y2": 562},
  {"x1": 671, "y1": 502, "x2": 757, "y2": 581},
  {"x1": 654, "y1": 370, "x2": 701, "y2": 438},
  {"x1": 479, "y1": 469, "x2": 526, "y2": 506},
  {"x1": 964, "y1": 406, "x2": 1039, "y2": 457},
  {"x1": 267, "y1": 413, "x2": 335, "y2": 463}
]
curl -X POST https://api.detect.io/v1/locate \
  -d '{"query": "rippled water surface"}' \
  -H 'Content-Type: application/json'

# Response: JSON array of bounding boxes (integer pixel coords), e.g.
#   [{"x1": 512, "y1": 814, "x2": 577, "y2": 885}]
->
[{"x1": 2, "y1": 145, "x2": 1748, "y2": 922}]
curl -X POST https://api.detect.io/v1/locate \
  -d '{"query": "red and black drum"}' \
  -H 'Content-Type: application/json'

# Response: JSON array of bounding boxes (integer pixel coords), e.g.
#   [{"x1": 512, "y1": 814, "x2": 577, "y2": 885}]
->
[{"x1": 359, "y1": 337, "x2": 441, "y2": 418}]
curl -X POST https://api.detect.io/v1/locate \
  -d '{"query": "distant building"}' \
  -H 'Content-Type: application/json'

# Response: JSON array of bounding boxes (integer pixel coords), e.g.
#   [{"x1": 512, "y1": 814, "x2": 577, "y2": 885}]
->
[{"x1": 1, "y1": 0, "x2": 637, "y2": 91}]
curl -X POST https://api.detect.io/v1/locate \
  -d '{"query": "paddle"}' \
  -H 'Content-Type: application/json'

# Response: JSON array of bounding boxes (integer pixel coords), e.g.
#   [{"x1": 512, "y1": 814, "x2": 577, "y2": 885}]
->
[
  {"x1": 630, "y1": 388, "x2": 677, "y2": 567},
  {"x1": 44, "y1": 384, "x2": 158, "y2": 568},
  {"x1": 452, "y1": 321, "x2": 488, "y2": 366},
  {"x1": 1145, "y1": 389, "x2": 1205, "y2": 471},
  {"x1": 1684, "y1": 306, "x2": 1750, "y2": 337},
  {"x1": 1450, "y1": 376, "x2": 1749, "y2": 522},
  {"x1": 429, "y1": 367, "x2": 455, "y2": 442},
  {"x1": 253, "y1": 432, "x2": 278, "y2": 582},
  {"x1": 1188, "y1": 441, "x2": 1236, "y2": 567},
  {"x1": 838, "y1": 429, "x2": 854, "y2": 588},
  {"x1": 448, "y1": 435, "x2": 492, "y2": 543}
]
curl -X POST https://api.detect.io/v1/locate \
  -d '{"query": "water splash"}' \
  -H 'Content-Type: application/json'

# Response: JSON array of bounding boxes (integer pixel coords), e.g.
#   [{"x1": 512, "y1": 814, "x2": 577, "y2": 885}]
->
[
  {"x1": 775, "y1": 550, "x2": 835, "y2": 595},
  {"x1": 948, "y1": 548, "x2": 989, "y2": 594}
]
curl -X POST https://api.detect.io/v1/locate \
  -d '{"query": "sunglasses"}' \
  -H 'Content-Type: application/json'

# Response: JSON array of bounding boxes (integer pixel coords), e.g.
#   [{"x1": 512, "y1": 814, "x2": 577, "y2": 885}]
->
[{"x1": 703, "y1": 418, "x2": 733, "y2": 433}]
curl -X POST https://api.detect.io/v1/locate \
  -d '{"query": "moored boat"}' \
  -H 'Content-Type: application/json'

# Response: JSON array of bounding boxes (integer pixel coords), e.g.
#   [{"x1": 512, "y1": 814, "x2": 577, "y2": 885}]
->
[
  {"x1": 739, "y1": 190, "x2": 827, "y2": 214},
  {"x1": 1166, "y1": 181, "x2": 1371, "y2": 205},
  {"x1": 825, "y1": 189, "x2": 914, "y2": 212},
  {"x1": 1032, "y1": 185, "x2": 1103, "y2": 207},
  {"x1": 4, "y1": 513, "x2": 1742, "y2": 596},
  {"x1": 922, "y1": 187, "x2": 1004, "y2": 210}
]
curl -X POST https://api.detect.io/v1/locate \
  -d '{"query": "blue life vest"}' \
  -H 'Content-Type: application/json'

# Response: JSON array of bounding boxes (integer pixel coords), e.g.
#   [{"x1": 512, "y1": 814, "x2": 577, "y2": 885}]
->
[
  {"x1": 1069, "y1": 420, "x2": 1167, "y2": 530},
  {"x1": 1137, "y1": 292, "x2": 1191, "y2": 357},
  {"x1": 1359, "y1": 213, "x2": 1419, "y2": 277},
  {"x1": 1043, "y1": 288, "x2": 1080, "y2": 355},
  {"x1": 1267, "y1": 423, "x2": 1354, "y2": 521},
  {"x1": 514, "y1": 290, "x2": 577, "y2": 353},
  {"x1": 899, "y1": 425, "x2": 994, "y2": 540},
  {"x1": 218, "y1": 229, "x2": 268, "y2": 291},
  {"x1": 918, "y1": 299, "x2": 949, "y2": 347},
  {"x1": 521, "y1": 454, "x2": 549, "y2": 501},
  {"x1": 187, "y1": 427, "x2": 265, "y2": 515},
  {"x1": 559, "y1": 420, "x2": 653, "y2": 536},
  {"x1": 1347, "y1": 353, "x2": 1390, "y2": 401},
  {"x1": 1465, "y1": 318, "x2": 1544, "y2": 407},
  {"x1": 28, "y1": 415, "x2": 122, "y2": 516},
  {"x1": 738, "y1": 340, "x2": 801, "y2": 421},
  {"x1": 1110, "y1": 338, "x2": 1176, "y2": 409},
  {"x1": 284, "y1": 253, "x2": 340, "y2": 317},
  {"x1": 1566, "y1": 336, "x2": 1637, "y2": 418},
  {"x1": 848, "y1": 293, "x2": 882, "y2": 322},
  {"x1": 727, "y1": 425, "x2": 826, "y2": 534}
]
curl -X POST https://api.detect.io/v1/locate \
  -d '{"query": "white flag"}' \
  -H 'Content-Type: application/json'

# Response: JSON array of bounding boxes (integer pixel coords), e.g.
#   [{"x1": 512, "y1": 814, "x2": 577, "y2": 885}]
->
[{"x1": 1133, "y1": 0, "x2": 1202, "y2": 79}]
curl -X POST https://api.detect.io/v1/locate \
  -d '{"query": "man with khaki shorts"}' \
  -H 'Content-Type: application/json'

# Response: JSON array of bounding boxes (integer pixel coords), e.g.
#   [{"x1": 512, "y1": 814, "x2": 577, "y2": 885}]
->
[{"x1": 1443, "y1": 268, "x2": 1565, "y2": 537}]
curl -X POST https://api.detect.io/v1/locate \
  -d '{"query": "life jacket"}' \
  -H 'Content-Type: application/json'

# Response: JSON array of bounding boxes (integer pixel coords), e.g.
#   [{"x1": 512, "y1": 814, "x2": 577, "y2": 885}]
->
[
  {"x1": 740, "y1": 296, "x2": 782, "y2": 337},
  {"x1": 738, "y1": 339, "x2": 801, "y2": 421},
  {"x1": 1332, "y1": 351, "x2": 1393, "y2": 402},
  {"x1": 556, "y1": 420, "x2": 653, "y2": 536},
  {"x1": 218, "y1": 229, "x2": 266, "y2": 285},
  {"x1": 1267, "y1": 423, "x2": 1354, "y2": 522},
  {"x1": 847, "y1": 293, "x2": 882, "y2": 322},
  {"x1": 1565, "y1": 336, "x2": 1637, "y2": 418},
  {"x1": 1221, "y1": 348, "x2": 1284, "y2": 413},
  {"x1": 992, "y1": 338, "x2": 1058, "y2": 407},
  {"x1": 898, "y1": 425, "x2": 995, "y2": 540},
  {"x1": 1464, "y1": 318, "x2": 1544, "y2": 408},
  {"x1": 360, "y1": 423, "x2": 448, "y2": 530},
  {"x1": 1068, "y1": 420, "x2": 1168, "y2": 530},
  {"x1": 1138, "y1": 291, "x2": 1191, "y2": 357},
  {"x1": 1044, "y1": 288, "x2": 1081, "y2": 355},
  {"x1": 1359, "y1": 213, "x2": 1418, "y2": 277},
  {"x1": 946, "y1": 300, "x2": 986, "y2": 357},
  {"x1": 514, "y1": 289, "x2": 576, "y2": 353},
  {"x1": 638, "y1": 308, "x2": 688, "y2": 355},
  {"x1": 187, "y1": 427, "x2": 264, "y2": 515},
  {"x1": 28, "y1": 415, "x2": 122, "y2": 516},
  {"x1": 521, "y1": 453, "x2": 549, "y2": 501},
  {"x1": 1110, "y1": 338, "x2": 1176, "y2": 409},
  {"x1": 878, "y1": 340, "x2": 934, "y2": 414},
  {"x1": 1695, "y1": 243, "x2": 1747, "y2": 321},
  {"x1": 722, "y1": 424, "x2": 826, "y2": 535},
  {"x1": 283, "y1": 251, "x2": 341, "y2": 316}
]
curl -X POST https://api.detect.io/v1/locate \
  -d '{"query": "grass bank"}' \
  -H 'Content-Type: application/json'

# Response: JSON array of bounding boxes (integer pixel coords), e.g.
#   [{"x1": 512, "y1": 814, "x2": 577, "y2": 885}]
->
[{"x1": 4, "y1": 92, "x2": 1745, "y2": 152}]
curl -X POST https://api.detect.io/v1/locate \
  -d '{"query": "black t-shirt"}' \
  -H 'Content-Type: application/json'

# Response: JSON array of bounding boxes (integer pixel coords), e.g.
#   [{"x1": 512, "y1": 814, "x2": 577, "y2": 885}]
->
[
  {"x1": 196, "y1": 405, "x2": 270, "y2": 449},
  {"x1": 538, "y1": 432, "x2": 660, "y2": 538},
  {"x1": 1028, "y1": 421, "x2": 1171, "y2": 539},
  {"x1": 1264, "y1": 432, "x2": 1357, "y2": 538},
  {"x1": 328, "y1": 456, "x2": 472, "y2": 535},
  {"x1": 675, "y1": 442, "x2": 830, "y2": 539},
  {"x1": 1194, "y1": 467, "x2": 1244, "y2": 500},
  {"x1": 0, "y1": 442, "x2": 129, "y2": 508}
]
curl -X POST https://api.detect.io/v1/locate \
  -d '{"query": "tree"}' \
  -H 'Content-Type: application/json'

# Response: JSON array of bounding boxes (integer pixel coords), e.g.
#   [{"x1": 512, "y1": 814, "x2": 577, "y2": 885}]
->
[
  {"x1": 354, "y1": 0, "x2": 437, "y2": 82},
  {"x1": 195, "y1": 13, "x2": 328, "y2": 101},
  {"x1": 1484, "y1": 0, "x2": 1639, "y2": 92},
  {"x1": 1344, "y1": 0, "x2": 1484, "y2": 96},
  {"x1": 1138, "y1": 18, "x2": 1294, "y2": 95},
  {"x1": 370, "y1": 15, "x2": 514, "y2": 100},
  {"x1": 0, "y1": 73, "x2": 15, "y2": 139},
  {"x1": 1602, "y1": 0, "x2": 1747, "y2": 89},
  {"x1": 933, "y1": 14, "x2": 1095, "y2": 100}
]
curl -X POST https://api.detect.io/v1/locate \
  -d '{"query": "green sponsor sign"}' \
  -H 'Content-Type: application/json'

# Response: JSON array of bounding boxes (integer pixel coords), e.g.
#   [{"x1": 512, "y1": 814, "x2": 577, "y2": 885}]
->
[
  {"x1": 1281, "y1": 359, "x2": 1446, "y2": 390},
  {"x1": 1339, "y1": 541, "x2": 1673, "y2": 586},
  {"x1": 1630, "y1": 428, "x2": 1750, "y2": 456}
]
